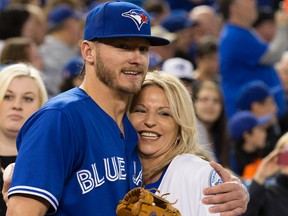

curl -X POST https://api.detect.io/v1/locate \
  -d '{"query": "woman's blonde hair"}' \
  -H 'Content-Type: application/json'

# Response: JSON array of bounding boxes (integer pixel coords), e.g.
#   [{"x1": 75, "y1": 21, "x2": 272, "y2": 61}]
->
[
  {"x1": 129, "y1": 71, "x2": 212, "y2": 180},
  {"x1": 0, "y1": 63, "x2": 48, "y2": 106},
  {"x1": 275, "y1": 132, "x2": 288, "y2": 150}
]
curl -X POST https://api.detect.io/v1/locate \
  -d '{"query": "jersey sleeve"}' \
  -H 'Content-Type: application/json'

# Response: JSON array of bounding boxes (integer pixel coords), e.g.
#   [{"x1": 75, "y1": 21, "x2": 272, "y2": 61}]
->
[{"x1": 8, "y1": 109, "x2": 79, "y2": 213}]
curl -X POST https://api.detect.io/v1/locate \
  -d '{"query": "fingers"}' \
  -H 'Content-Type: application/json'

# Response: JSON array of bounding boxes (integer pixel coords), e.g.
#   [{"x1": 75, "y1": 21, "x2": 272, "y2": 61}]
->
[
  {"x1": 204, "y1": 161, "x2": 249, "y2": 214},
  {"x1": 202, "y1": 181, "x2": 249, "y2": 214},
  {"x1": 202, "y1": 197, "x2": 247, "y2": 216},
  {"x1": 265, "y1": 149, "x2": 280, "y2": 161},
  {"x1": 207, "y1": 200, "x2": 246, "y2": 215},
  {"x1": 2, "y1": 180, "x2": 10, "y2": 204},
  {"x1": 203, "y1": 177, "x2": 242, "y2": 196},
  {"x1": 2, "y1": 163, "x2": 15, "y2": 205},
  {"x1": 209, "y1": 161, "x2": 235, "y2": 182},
  {"x1": 219, "y1": 207, "x2": 246, "y2": 216},
  {"x1": 203, "y1": 181, "x2": 244, "y2": 202}
]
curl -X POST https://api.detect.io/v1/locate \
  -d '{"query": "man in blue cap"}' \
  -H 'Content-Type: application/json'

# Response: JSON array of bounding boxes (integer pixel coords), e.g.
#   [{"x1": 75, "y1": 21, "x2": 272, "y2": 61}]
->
[
  {"x1": 236, "y1": 80, "x2": 282, "y2": 159},
  {"x1": 5, "y1": 1, "x2": 248, "y2": 215},
  {"x1": 229, "y1": 111, "x2": 272, "y2": 179},
  {"x1": 60, "y1": 56, "x2": 84, "y2": 92}
]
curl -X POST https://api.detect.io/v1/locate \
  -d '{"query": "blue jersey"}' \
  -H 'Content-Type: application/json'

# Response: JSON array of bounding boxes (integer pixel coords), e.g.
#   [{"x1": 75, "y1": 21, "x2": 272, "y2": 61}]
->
[
  {"x1": 8, "y1": 88, "x2": 143, "y2": 215},
  {"x1": 219, "y1": 23, "x2": 285, "y2": 117}
]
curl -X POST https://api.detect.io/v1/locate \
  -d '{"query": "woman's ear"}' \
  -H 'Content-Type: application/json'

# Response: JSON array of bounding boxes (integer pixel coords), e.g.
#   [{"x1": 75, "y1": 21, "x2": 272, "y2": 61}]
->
[{"x1": 175, "y1": 135, "x2": 181, "y2": 145}]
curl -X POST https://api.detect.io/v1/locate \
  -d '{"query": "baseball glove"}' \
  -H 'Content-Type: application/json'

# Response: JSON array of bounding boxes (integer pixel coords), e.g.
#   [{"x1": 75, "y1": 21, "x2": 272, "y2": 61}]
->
[{"x1": 116, "y1": 187, "x2": 181, "y2": 216}]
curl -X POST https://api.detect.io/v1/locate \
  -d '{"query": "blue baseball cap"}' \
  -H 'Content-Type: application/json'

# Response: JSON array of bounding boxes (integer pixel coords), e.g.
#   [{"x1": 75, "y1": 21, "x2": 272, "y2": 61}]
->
[
  {"x1": 47, "y1": 5, "x2": 82, "y2": 29},
  {"x1": 62, "y1": 56, "x2": 83, "y2": 79},
  {"x1": 229, "y1": 111, "x2": 271, "y2": 140},
  {"x1": 236, "y1": 81, "x2": 272, "y2": 111},
  {"x1": 83, "y1": 1, "x2": 170, "y2": 46},
  {"x1": 161, "y1": 10, "x2": 198, "y2": 33}
]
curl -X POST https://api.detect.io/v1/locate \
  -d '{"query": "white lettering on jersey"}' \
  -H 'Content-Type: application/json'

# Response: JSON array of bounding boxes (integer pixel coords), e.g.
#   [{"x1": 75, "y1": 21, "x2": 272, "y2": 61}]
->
[
  {"x1": 76, "y1": 170, "x2": 94, "y2": 194},
  {"x1": 104, "y1": 157, "x2": 118, "y2": 181},
  {"x1": 132, "y1": 161, "x2": 143, "y2": 186},
  {"x1": 92, "y1": 163, "x2": 105, "y2": 187},
  {"x1": 76, "y1": 157, "x2": 127, "y2": 194},
  {"x1": 117, "y1": 157, "x2": 127, "y2": 180}
]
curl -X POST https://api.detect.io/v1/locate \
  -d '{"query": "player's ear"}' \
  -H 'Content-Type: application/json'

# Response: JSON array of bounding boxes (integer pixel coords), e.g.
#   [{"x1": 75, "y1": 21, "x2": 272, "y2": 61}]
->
[{"x1": 81, "y1": 40, "x2": 94, "y2": 64}]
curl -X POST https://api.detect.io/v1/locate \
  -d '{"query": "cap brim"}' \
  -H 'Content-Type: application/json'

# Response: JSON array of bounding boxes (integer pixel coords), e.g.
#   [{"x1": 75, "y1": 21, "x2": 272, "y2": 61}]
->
[
  {"x1": 257, "y1": 114, "x2": 272, "y2": 126},
  {"x1": 148, "y1": 36, "x2": 170, "y2": 46},
  {"x1": 91, "y1": 34, "x2": 170, "y2": 46}
]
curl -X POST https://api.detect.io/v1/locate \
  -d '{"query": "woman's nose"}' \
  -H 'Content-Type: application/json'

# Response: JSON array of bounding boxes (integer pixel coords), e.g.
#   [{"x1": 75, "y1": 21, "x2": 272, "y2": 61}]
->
[
  {"x1": 144, "y1": 113, "x2": 156, "y2": 127},
  {"x1": 12, "y1": 98, "x2": 23, "y2": 110}
]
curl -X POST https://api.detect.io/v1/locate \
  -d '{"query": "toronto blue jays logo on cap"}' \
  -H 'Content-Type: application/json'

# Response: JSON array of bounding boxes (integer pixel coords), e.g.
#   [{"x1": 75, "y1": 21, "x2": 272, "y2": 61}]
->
[{"x1": 121, "y1": 9, "x2": 149, "y2": 31}]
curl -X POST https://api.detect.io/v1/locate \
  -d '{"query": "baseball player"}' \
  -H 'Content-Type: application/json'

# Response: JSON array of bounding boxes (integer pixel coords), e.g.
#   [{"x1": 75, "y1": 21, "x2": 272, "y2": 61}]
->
[{"x1": 6, "y1": 1, "x2": 169, "y2": 215}]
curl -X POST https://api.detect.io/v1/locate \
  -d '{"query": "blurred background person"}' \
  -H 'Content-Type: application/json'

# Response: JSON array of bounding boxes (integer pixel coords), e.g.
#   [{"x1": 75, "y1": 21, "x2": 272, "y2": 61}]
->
[
  {"x1": 217, "y1": 0, "x2": 288, "y2": 118},
  {"x1": 0, "y1": 37, "x2": 43, "y2": 70},
  {"x1": 148, "y1": 25, "x2": 177, "y2": 70},
  {"x1": 193, "y1": 80, "x2": 230, "y2": 167},
  {"x1": 161, "y1": 10, "x2": 200, "y2": 68},
  {"x1": 229, "y1": 111, "x2": 271, "y2": 183},
  {"x1": 24, "y1": 3, "x2": 47, "y2": 45},
  {"x1": 252, "y1": 7, "x2": 276, "y2": 43},
  {"x1": 257, "y1": 0, "x2": 281, "y2": 10},
  {"x1": 236, "y1": 81, "x2": 281, "y2": 156},
  {"x1": 6, "y1": 0, "x2": 41, "y2": 6},
  {"x1": 193, "y1": 35, "x2": 220, "y2": 83},
  {"x1": 0, "y1": 3, "x2": 46, "y2": 46},
  {"x1": 143, "y1": 0, "x2": 170, "y2": 26},
  {"x1": 165, "y1": 0, "x2": 215, "y2": 12},
  {"x1": 275, "y1": 51, "x2": 288, "y2": 113},
  {"x1": 42, "y1": 0, "x2": 84, "y2": 16},
  {"x1": 161, "y1": 57, "x2": 195, "y2": 95},
  {"x1": 243, "y1": 132, "x2": 288, "y2": 216},
  {"x1": 0, "y1": 5, "x2": 39, "y2": 54},
  {"x1": 39, "y1": 4, "x2": 83, "y2": 97},
  {"x1": 189, "y1": 5, "x2": 221, "y2": 40},
  {"x1": 59, "y1": 56, "x2": 83, "y2": 92},
  {"x1": 0, "y1": 63, "x2": 48, "y2": 215}
]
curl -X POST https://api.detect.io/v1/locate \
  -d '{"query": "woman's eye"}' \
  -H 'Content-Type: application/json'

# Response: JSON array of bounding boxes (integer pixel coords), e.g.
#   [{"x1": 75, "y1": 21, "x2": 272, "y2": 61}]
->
[
  {"x1": 159, "y1": 111, "x2": 171, "y2": 117},
  {"x1": 4, "y1": 95, "x2": 13, "y2": 100},
  {"x1": 23, "y1": 97, "x2": 34, "y2": 102},
  {"x1": 133, "y1": 108, "x2": 146, "y2": 113}
]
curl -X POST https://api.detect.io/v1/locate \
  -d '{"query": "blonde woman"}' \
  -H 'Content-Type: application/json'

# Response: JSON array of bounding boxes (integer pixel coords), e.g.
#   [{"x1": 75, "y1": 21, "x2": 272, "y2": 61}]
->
[
  {"x1": 129, "y1": 71, "x2": 248, "y2": 215},
  {"x1": 0, "y1": 63, "x2": 47, "y2": 214}
]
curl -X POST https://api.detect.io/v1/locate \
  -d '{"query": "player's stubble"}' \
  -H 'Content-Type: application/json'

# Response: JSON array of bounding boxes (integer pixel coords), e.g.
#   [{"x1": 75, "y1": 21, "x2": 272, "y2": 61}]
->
[{"x1": 94, "y1": 47, "x2": 147, "y2": 95}]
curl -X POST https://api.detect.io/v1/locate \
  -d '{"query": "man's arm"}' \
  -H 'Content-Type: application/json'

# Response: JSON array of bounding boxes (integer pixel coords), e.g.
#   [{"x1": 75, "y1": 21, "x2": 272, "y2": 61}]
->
[
  {"x1": 6, "y1": 195, "x2": 50, "y2": 216},
  {"x1": 202, "y1": 161, "x2": 249, "y2": 216},
  {"x1": 260, "y1": 10, "x2": 288, "y2": 65},
  {"x1": 2, "y1": 163, "x2": 50, "y2": 216}
]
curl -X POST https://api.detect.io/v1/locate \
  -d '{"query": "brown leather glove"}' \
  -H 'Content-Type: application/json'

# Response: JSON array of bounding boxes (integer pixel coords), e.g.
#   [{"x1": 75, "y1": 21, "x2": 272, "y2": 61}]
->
[{"x1": 116, "y1": 187, "x2": 181, "y2": 216}]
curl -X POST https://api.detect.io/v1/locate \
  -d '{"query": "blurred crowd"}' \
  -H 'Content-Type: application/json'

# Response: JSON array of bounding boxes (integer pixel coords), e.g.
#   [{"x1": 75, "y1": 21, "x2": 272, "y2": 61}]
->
[{"x1": 0, "y1": 0, "x2": 288, "y2": 215}]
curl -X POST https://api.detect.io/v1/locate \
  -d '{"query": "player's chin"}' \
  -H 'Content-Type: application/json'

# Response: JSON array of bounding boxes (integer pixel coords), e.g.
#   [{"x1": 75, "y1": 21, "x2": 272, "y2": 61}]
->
[{"x1": 119, "y1": 84, "x2": 142, "y2": 95}]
